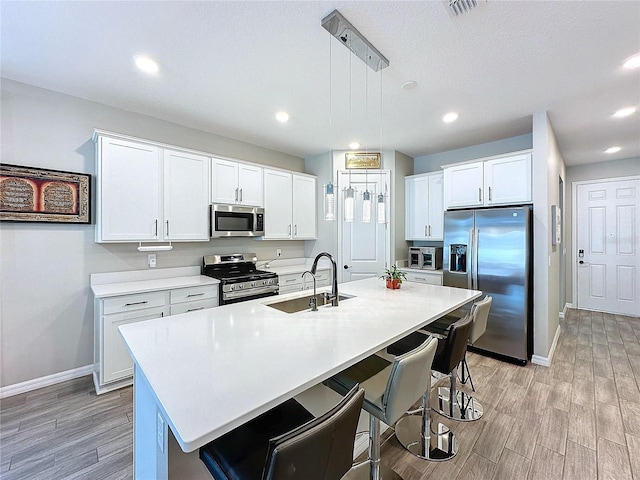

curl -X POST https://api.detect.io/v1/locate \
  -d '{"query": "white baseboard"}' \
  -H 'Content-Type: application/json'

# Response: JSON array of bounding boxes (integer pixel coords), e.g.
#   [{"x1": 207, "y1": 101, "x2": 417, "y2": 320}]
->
[
  {"x1": 559, "y1": 303, "x2": 572, "y2": 319},
  {"x1": 0, "y1": 365, "x2": 93, "y2": 399},
  {"x1": 531, "y1": 324, "x2": 561, "y2": 367}
]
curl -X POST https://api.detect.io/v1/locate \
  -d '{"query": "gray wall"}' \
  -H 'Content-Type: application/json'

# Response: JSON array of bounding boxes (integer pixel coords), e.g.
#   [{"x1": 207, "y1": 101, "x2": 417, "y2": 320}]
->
[
  {"x1": 414, "y1": 134, "x2": 533, "y2": 174},
  {"x1": 0, "y1": 79, "x2": 307, "y2": 388},
  {"x1": 564, "y1": 157, "x2": 640, "y2": 306}
]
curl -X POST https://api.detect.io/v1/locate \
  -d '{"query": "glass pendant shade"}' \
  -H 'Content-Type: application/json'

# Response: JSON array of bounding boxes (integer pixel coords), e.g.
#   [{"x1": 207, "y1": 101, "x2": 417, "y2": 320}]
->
[
  {"x1": 344, "y1": 187, "x2": 355, "y2": 222},
  {"x1": 377, "y1": 193, "x2": 386, "y2": 223},
  {"x1": 362, "y1": 190, "x2": 372, "y2": 223},
  {"x1": 324, "y1": 182, "x2": 335, "y2": 221}
]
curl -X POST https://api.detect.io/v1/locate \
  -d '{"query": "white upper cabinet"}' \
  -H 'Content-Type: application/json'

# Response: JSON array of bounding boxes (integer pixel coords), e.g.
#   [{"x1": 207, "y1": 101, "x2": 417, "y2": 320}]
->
[
  {"x1": 211, "y1": 158, "x2": 263, "y2": 206},
  {"x1": 292, "y1": 174, "x2": 317, "y2": 239},
  {"x1": 96, "y1": 136, "x2": 162, "y2": 242},
  {"x1": 405, "y1": 172, "x2": 444, "y2": 240},
  {"x1": 263, "y1": 169, "x2": 316, "y2": 240},
  {"x1": 163, "y1": 149, "x2": 210, "y2": 241},
  {"x1": 443, "y1": 161, "x2": 484, "y2": 209},
  {"x1": 483, "y1": 153, "x2": 532, "y2": 206},
  {"x1": 95, "y1": 132, "x2": 209, "y2": 243},
  {"x1": 443, "y1": 152, "x2": 532, "y2": 210}
]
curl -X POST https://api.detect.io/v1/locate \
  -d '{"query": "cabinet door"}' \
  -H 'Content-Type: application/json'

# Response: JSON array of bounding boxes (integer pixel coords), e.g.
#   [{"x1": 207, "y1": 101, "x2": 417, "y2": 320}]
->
[
  {"x1": 405, "y1": 175, "x2": 430, "y2": 240},
  {"x1": 97, "y1": 137, "x2": 161, "y2": 241},
  {"x1": 211, "y1": 158, "x2": 239, "y2": 204},
  {"x1": 102, "y1": 307, "x2": 165, "y2": 383},
  {"x1": 292, "y1": 175, "x2": 316, "y2": 239},
  {"x1": 238, "y1": 164, "x2": 263, "y2": 206},
  {"x1": 163, "y1": 150, "x2": 210, "y2": 241},
  {"x1": 263, "y1": 169, "x2": 293, "y2": 239},
  {"x1": 484, "y1": 153, "x2": 532, "y2": 205},
  {"x1": 427, "y1": 173, "x2": 444, "y2": 240},
  {"x1": 443, "y1": 162, "x2": 483, "y2": 209}
]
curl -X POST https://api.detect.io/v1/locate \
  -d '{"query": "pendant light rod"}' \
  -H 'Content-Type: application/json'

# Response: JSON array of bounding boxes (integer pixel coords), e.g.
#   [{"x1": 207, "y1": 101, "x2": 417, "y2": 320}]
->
[{"x1": 321, "y1": 10, "x2": 390, "y2": 72}]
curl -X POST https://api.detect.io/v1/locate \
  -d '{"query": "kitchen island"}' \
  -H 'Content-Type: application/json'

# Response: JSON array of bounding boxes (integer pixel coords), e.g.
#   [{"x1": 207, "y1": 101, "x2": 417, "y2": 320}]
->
[{"x1": 119, "y1": 277, "x2": 481, "y2": 479}]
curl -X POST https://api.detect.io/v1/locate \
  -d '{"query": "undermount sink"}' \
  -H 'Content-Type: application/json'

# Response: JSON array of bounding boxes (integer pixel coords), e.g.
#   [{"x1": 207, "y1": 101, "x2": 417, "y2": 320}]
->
[{"x1": 266, "y1": 293, "x2": 355, "y2": 314}]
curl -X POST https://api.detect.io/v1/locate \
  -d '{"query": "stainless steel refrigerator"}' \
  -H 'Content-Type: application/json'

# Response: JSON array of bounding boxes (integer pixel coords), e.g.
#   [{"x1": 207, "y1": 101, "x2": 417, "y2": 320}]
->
[{"x1": 443, "y1": 206, "x2": 532, "y2": 363}]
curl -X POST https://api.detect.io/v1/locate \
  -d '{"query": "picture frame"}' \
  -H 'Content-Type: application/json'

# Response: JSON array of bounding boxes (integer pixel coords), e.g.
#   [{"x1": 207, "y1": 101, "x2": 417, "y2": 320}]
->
[
  {"x1": 345, "y1": 152, "x2": 381, "y2": 169},
  {"x1": 0, "y1": 164, "x2": 91, "y2": 223}
]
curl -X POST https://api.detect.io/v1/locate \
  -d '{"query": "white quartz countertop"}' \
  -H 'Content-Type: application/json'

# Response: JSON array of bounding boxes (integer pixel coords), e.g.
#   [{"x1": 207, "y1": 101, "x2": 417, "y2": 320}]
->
[
  {"x1": 119, "y1": 277, "x2": 481, "y2": 453},
  {"x1": 400, "y1": 268, "x2": 443, "y2": 274},
  {"x1": 91, "y1": 275, "x2": 218, "y2": 298}
]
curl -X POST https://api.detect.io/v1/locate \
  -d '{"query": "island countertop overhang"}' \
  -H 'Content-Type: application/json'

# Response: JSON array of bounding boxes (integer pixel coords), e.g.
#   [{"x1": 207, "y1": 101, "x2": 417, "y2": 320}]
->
[{"x1": 119, "y1": 277, "x2": 481, "y2": 453}]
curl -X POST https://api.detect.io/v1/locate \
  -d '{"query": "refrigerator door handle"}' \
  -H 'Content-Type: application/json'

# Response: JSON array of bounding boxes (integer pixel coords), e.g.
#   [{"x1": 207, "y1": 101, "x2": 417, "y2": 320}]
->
[
  {"x1": 468, "y1": 228, "x2": 474, "y2": 289},
  {"x1": 473, "y1": 228, "x2": 479, "y2": 289}
]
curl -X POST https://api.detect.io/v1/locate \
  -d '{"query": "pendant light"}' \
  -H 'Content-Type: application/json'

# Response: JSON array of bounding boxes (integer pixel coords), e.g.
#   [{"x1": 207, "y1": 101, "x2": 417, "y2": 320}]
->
[
  {"x1": 344, "y1": 186, "x2": 355, "y2": 222},
  {"x1": 324, "y1": 182, "x2": 335, "y2": 221},
  {"x1": 362, "y1": 169, "x2": 371, "y2": 223},
  {"x1": 377, "y1": 192, "x2": 386, "y2": 224}
]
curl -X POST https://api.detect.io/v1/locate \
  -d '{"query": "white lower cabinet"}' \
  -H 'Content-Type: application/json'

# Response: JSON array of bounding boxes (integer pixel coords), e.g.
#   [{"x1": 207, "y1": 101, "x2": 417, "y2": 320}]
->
[
  {"x1": 278, "y1": 269, "x2": 331, "y2": 295},
  {"x1": 95, "y1": 285, "x2": 218, "y2": 394},
  {"x1": 401, "y1": 270, "x2": 443, "y2": 286}
]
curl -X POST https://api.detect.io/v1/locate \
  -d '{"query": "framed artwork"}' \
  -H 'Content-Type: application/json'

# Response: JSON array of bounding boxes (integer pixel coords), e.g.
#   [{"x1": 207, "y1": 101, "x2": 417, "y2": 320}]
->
[
  {"x1": 0, "y1": 164, "x2": 91, "y2": 223},
  {"x1": 345, "y1": 152, "x2": 381, "y2": 169}
]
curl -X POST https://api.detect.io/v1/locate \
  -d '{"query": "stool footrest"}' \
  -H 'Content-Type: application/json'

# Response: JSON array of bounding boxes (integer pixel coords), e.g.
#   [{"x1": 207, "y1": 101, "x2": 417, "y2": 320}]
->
[{"x1": 432, "y1": 387, "x2": 483, "y2": 421}]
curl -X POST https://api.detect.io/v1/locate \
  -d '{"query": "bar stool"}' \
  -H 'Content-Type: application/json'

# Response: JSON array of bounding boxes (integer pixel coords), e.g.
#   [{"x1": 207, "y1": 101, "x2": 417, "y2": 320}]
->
[
  {"x1": 459, "y1": 296, "x2": 492, "y2": 391},
  {"x1": 326, "y1": 336, "x2": 438, "y2": 480},
  {"x1": 430, "y1": 313, "x2": 483, "y2": 422},
  {"x1": 199, "y1": 384, "x2": 364, "y2": 480}
]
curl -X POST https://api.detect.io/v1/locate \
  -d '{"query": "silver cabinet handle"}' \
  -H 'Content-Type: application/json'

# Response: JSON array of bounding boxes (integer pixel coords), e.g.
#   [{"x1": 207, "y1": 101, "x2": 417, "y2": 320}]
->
[
  {"x1": 288, "y1": 224, "x2": 292, "y2": 236},
  {"x1": 166, "y1": 220, "x2": 169, "y2": 236},
  {"x1": 478, "y1": 188, "x2": 482, "y2": 202},
  {"x1": 429, "y1": 225, "x2": 432, "y2": 236},
  {"x1": 187, "y1": 307, "x2": 206, "y2": 312},
  {"x1": 125, "y1": 300, "x2": 149, "y2": 307},
  {"x1": 425, "y1": 225, "x2": 428, "y2": 237},
  {"x1": 488, "y1": 186, "x2": 492, "y2": 202},
  {"x1": 155, "y1": 219, "x2": 158, "y2": 237},
  {"x1": 187, "y1": 293, "x2": 205, "y2": 298},
  {"x1": 235, "y1": 188, "x2": 238, "y2": 202},
  {"x1": 240, "y1": 188, "x2": 243, "y2": 202},
  {"x1": 294, "y1": 225, "x2": 297, "y2": 236}
]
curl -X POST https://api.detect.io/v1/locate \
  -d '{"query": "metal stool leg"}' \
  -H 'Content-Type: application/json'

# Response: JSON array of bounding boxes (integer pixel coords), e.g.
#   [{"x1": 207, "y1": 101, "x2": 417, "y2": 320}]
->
[
  {"x1": 433, "y1": 365, "x2": 483, "y2": 421},
  {"x1": 395, "y1": 387, "x2": 457, "y2": 461},
  {"x1": 457, "y1": 353, "x2": 476, "y2": 392}
]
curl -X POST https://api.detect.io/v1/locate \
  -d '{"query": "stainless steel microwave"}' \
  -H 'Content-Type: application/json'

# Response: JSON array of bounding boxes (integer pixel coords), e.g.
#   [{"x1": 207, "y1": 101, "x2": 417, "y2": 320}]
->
[
  {"x1": 408, "y1": 246, "x2": 443, "y2": 270},
  {"x1": 210, "y1": 204, "x2": 264, "y2": 238}
]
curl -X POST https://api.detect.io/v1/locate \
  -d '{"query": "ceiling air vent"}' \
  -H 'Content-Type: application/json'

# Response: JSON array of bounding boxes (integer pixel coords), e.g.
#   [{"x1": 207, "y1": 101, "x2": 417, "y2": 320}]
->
[{"x1": 449, "y1": 0, "x2": 478, "y2": 16}]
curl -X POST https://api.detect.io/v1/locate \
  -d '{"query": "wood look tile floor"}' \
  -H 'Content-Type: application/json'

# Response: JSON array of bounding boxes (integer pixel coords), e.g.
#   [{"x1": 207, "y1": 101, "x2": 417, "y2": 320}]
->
[{"x1": 1, "y1": 308, "x2": 639, "y2": 480}]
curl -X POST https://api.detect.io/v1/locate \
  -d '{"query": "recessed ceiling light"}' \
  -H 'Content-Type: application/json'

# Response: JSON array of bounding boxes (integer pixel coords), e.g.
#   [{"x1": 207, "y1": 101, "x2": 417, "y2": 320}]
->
[
  {"x1": 442, "y1": 112, "x2": 459, "y2": 123},
  {"x1": 612, "y1": 106, "x2": 637, "y2": 118},
  {"x1": 134, "y1": 55, "x2": 159, "y2": 74},
  {"x1": 623, "y1": 53, "x2": 640, "y2": 70},
  {"x1": 401, "y1": 81, "x2": 417, "y2": 90},
  {"x1": 349, "y1": 142, "x2": 360, "y2": 150},
  {"x1": 604, "y1": 146, "x2": 621, "y2": 154},
  {"x1": 275, "y1": 111, "x2": 289, "y2": 123}
]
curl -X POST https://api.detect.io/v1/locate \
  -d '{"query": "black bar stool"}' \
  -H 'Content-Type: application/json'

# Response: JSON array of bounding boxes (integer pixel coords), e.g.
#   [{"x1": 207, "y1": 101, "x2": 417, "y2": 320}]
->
[{"x1": 199, "y1": 384, "x2": 364, "y2": 480}]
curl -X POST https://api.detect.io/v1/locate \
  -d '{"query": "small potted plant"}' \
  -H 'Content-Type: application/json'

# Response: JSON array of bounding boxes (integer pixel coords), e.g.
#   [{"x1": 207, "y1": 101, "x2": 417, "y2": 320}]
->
[{"x1": 380, "y1": 265, "x2": 407, "y2": 289}]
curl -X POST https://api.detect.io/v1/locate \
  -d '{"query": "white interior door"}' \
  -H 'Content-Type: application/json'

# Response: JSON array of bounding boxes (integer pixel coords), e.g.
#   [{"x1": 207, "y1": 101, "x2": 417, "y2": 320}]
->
[
  {"x1": 338, "y1": 171, "x2": 389, "y2": 283},
  {"x1": 575, "y1": 177, "x2": 640, "y2": 315}
]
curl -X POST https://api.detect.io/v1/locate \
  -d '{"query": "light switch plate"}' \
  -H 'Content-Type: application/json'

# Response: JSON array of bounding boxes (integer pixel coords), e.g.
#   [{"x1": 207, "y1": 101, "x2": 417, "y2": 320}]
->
[{"x1": 148, "y1": 254, "x2": 157, "y2": 268}]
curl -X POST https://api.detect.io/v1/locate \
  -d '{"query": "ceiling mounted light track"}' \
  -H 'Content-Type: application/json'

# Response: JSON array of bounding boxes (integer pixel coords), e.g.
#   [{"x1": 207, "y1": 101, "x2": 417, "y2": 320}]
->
[{"x1": 321, "y1": 10, "x2": 389, "y2": 72}]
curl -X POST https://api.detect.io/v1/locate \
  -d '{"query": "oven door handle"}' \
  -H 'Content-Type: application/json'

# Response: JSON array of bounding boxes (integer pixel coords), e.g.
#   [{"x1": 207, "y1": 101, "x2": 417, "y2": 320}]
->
[{"x1": 223, "y1": 285, "x2": 279, "y2": 300}]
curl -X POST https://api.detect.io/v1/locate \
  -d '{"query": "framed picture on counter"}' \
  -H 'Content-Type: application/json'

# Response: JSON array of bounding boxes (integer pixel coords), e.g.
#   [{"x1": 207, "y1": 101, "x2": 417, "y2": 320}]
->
[{"x1": 0, "y1": 164, "x2": 91, "y2": 223}]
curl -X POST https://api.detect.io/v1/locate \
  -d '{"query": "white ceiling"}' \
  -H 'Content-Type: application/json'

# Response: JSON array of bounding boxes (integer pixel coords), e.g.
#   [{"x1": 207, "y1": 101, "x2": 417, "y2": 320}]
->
[{"x1": 2, "y1": 1, "x2": 639, "y2": 166}]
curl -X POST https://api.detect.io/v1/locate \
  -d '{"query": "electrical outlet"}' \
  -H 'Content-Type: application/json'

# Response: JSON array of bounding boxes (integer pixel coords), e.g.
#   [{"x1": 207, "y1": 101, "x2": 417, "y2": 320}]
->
[
  {"x1": 157, "y1": 412, "x2": 165, "y2": 452},
  {"x1": 148, "y1": 253, "x2": 157, "y2": 268},
  {"x1": 276, "y1": 248, "x2": 282, "y2": 257}
]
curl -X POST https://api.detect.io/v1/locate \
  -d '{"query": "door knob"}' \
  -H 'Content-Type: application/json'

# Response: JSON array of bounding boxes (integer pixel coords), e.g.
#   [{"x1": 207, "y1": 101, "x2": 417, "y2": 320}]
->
[
  {"x1": 579, "y1": 260, "x2": 584, "y2": 264},
  {"x1": 343, "y1": 265, "x2": 350, "y2": 269}
]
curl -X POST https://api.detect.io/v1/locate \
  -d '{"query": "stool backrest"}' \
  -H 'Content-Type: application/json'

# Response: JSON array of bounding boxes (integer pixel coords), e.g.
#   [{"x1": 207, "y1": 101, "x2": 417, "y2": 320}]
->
[
  {"x1": 469, "y1": 296, "x2": 492, "y2": 345},
  {"x1": 382, "y1": 336, "x2": 438, "y2": 425},
  {"x1": 437, "y1": 313, "x2": 474, "y2": 374},
  {"x1": 262, "y1": 384, "x2": 364, "y2": 480}
]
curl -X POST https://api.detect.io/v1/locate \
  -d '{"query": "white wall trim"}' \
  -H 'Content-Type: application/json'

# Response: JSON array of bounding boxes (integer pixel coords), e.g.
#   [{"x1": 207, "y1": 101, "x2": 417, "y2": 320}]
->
[
  {"x1": 531, "y1": 324, "x2": 561, "y2": 367},
  {"x1": 559, "y1": 303, "x2": 572, "y2": 319},
  {"x1": 0, "y1": 365, "x2": 93, "y2": 398}
]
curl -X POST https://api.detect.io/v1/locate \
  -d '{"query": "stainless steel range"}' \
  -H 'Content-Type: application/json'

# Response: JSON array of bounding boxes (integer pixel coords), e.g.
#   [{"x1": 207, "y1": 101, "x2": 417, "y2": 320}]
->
[{"x1": 202, "y1": 253, "x2": 279, "y2": 305}]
